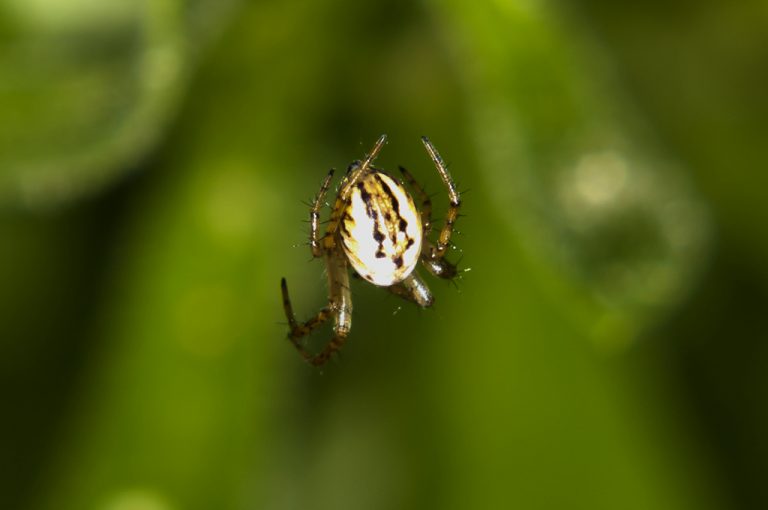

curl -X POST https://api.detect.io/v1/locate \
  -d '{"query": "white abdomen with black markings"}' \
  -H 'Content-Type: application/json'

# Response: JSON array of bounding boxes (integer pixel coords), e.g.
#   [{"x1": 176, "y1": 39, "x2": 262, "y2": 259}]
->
[{"x1": 340, "y1": 172, "x2": 422, "y2": 286}]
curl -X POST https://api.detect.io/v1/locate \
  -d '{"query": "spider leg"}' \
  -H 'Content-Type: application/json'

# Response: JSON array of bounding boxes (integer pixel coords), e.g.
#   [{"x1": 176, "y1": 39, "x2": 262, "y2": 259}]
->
[
  {"x1": 421, "y1": 249, "x2": 458, "y2": 279},
  {"x1": 281, "y1": 278, "x2": 333, "y2": 359},
  {"x1": 280, "y1": 246, "x2": 353, "y2": 366},
  {"x1": 386, "y1": 272, "x2": 434, "y2": 308},
  {"x1": 398, "y1": 165, "x2": 433, "y2": 236},
  {"x1": 421, "y1": 136, "x2": 460, "y2": 257},
  {"x1": 322, "y1": 135, "x2": 388, "y2": 253},
  {"x1": 309, "y1": 169, "x2": 335, "y2": 258},
  {"x1": 419, "y1": 137, "x2": 461, "y2": 279},
  {"x1": 361, "y1": 134, "x2": 388, "y2": 172}
]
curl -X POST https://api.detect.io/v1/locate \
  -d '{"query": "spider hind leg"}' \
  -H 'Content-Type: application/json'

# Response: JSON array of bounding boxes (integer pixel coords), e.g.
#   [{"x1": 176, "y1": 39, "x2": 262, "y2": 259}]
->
[{"x1": 280, "y1": 247, "x2": 353, "y2": 366}]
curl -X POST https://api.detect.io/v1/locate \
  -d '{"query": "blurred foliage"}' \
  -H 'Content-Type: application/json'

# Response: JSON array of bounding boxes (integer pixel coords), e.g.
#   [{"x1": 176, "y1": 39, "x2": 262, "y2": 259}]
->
[
  {"x1": 0, "y1": 0, "x2": 236, "y2": 207},
  {"x1": 1, "y1": 0, "x2": 767, "y2": 509}
]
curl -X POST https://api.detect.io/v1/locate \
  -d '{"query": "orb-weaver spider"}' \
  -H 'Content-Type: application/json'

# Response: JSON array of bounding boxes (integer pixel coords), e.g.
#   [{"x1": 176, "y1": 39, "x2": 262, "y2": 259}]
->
[{"x1": 280, "y1": 135, "x2": 461, "y2": 365}]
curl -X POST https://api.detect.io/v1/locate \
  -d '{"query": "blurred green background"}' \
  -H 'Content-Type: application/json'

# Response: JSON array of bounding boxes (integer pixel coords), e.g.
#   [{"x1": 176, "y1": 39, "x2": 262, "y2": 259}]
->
[{"x1": 2, "y1": 0, "x2": 767, "y2": 509}]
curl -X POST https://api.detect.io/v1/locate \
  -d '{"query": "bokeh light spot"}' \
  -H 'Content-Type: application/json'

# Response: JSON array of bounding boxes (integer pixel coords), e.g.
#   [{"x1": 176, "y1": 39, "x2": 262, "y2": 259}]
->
[
  {"x1": 102, "y1": 489, "x2": 173, "y2": 510},
  {"x1": 572, "y1": 151, "x2": 628, "y2": 208}
]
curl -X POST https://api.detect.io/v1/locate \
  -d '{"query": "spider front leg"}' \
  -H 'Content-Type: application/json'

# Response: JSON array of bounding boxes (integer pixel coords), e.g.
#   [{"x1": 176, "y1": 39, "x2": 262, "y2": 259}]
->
[
  {"x1": 310, "y1": 169, "x2": 335, "y2": 258},
  {"x1": 280, "y1": 246, "x2": 353, "y2": 366},
  {"x1": 402, "y1": 137, "x2": 461, "y2": 280},
  {"x1": 421, "y1": 136, "x2": 461, "y2": 259}
]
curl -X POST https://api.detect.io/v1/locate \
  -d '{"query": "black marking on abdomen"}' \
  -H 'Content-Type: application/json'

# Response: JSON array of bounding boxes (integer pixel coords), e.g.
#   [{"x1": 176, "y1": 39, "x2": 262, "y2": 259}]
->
[
  {"x1": 375, "y1": 174, "x2": 400, "y2": 215},
  {"x1": 393, "y1": 255, "x2": 404, "y2": 268},
  {"x1": 372, "y1": 212, "x2": 387, "y2": 258},
  {"x1": 341, "y1": 211, "x2": 354, "y2": 236},
  {"x1": 357, "y1": 181, "x2": 370, "y2": 200},
  {"x1": 357, "y1": 182, "x2": 376, "y2": 219}
]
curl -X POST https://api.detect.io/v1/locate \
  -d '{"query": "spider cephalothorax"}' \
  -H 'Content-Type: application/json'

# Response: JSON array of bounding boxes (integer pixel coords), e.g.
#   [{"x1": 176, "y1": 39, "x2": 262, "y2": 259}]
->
[{"x1": 281, "y1": 135, "x2": 461, "y2": 365}]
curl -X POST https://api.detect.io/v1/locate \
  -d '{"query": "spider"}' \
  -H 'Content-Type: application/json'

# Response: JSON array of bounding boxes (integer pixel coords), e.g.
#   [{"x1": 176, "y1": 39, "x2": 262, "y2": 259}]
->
[{"x1": 280, "y1": 134, "x2": 461, "y2": 365}]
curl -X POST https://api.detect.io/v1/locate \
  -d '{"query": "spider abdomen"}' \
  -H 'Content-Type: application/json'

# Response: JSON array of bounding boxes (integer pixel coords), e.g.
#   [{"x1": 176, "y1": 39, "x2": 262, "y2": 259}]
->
[{"x1": 340, "y1": 171, "x2": 422, "y2": 286}]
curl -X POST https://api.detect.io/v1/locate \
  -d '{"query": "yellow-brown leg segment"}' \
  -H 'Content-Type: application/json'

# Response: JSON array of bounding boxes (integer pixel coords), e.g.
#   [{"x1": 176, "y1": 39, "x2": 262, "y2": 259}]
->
[
  {"x1": 398, "y1": 165, "x2": 433, "y2": 236},
  {"x1": 416, "y1": 137, "x2": 461, "y2": 280},
  {"x1": 306, "y1": 328, "x2": 349, "y2": 366},
  {"x1": 280, "y1": 277, "x2": 350, "y2": 366},
  {"x1": 280, "y1": 278, "x2": 332, "y2": 361},
  {"x1": 280, "y1": 246, "x2": 353, "y2": 366},
  {"x1": 310, "y1": 169, "x2": 335, "y2": 258},
  {"x1": 421, "y1": 136, "x2": 461, "y2": 259}
]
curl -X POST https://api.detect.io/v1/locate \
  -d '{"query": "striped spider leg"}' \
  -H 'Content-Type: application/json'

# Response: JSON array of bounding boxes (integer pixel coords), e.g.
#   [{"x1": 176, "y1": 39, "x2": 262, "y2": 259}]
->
[{"x1": 399, "y1": 137, "x2": 461, "y2": 280}]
